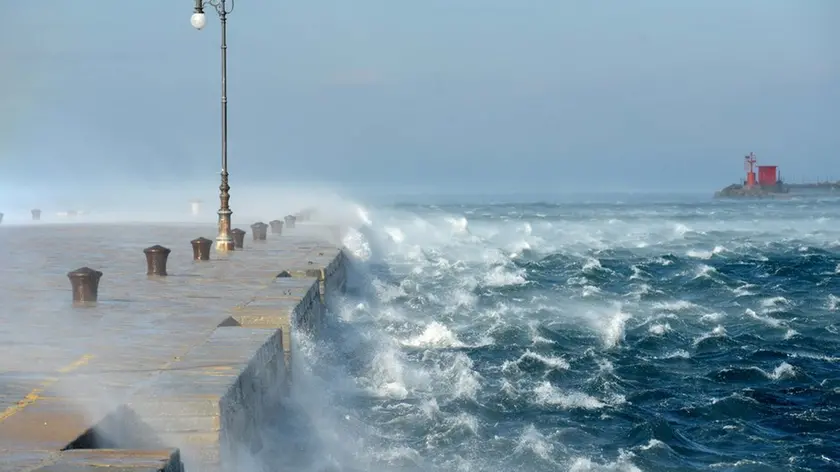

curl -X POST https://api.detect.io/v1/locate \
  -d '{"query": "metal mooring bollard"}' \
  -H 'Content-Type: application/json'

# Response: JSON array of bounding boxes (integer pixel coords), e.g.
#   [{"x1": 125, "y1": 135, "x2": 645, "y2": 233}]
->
[
  {"x1": 143, "y1": 245, "x2": 171, "y2": 276},
  {"x1": 269, "y1": 220, "x2": 284, "y2": 234},
  {"x1": 251, "y1": 222, "x2": 268, "y2": 241},
  {"x1": 284, "y1": 215, "x2": 296, "y2": 229},
  {"x1": 191, "y1": 237, "x2": 212, "y2": 261},
  {"x1": 31, "y1": 209, "x2": 41, "y2": 221},
  {"x1": 67, "y1": 267, "x2": 103, "y2": 303},
  {"x1": 231, "y1": 228, "x2": 246, "y2": 248}
]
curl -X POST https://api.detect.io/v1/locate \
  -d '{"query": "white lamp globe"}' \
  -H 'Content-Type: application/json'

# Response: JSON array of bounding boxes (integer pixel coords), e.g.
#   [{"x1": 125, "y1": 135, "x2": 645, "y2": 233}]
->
[{"x1": 190, "y1": 12, "x2": 207, "y2": 30}]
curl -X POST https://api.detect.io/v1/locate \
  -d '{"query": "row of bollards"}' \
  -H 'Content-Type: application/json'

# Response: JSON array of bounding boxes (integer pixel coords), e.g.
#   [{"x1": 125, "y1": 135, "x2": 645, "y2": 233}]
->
[
  {"x1": 67, "y1": 237, "x2": 212, "y2": 303},
  {"x1": 144, "y1": 237, "x2": 215, "y2": 275},
  {"x1": 65, "y1": 215, "x2": 305, "y2": 303},
  {"x1": 0, "y1": 210, "x2": 300, "y2": 226},
  {"x1": 0, "y1": 209, "x2": 48, "y2": 223}
]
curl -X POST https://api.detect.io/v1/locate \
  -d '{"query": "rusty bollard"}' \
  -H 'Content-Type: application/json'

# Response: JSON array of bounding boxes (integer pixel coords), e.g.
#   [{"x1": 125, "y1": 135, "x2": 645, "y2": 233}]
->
[
  {"x1": 269, "y1": 220, "x2": 284, "y2": 235},
  {"x1": 67, "y1": 267, "x2": 103, "y2": 303},
  {"x1": 191, "y1": 237, "x2": 212, "y2": 261},
  {"x1": 144, "y1": 245, "x2": 171, "y2": 276},
  {"x1": 251, "y1": 222, "x2": 268, "y2": 241},
  {"x1": 284, "y1": 215, "x2": 296, "y2": 229},
  {"x1": 31, "y1": 209, "x2": 41, "y2": 221},
  {"x1": 231, "y1": 228, "x2": 246, "y2": 249}
]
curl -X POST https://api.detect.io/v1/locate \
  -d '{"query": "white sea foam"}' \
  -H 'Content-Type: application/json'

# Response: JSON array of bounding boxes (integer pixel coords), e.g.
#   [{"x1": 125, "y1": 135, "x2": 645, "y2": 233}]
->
[{"x1": 247, "y1": 197, "x2": 840, "y2": 472}]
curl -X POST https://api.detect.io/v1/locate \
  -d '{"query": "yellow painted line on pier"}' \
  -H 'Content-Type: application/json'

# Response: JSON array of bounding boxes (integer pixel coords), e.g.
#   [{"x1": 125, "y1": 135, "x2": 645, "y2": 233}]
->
[
  {"x1": 0, "y1": 354, "x2": 94, "y2": 423},
  {"x1": 57, "y1": 354, "x2": 94, "y2": 373}
]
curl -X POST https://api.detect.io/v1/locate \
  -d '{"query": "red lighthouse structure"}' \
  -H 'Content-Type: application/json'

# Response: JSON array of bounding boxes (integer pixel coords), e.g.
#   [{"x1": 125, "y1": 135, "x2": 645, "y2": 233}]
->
[
  {"x1": 716, "y1": 152, "x2": 787, "y2": 198},
  {"x1": 757, "y1": 165, "x2": 778, "y2": 186},
  {"x1": 744, "y1": 152, "x2": 757, "y2": 187}
]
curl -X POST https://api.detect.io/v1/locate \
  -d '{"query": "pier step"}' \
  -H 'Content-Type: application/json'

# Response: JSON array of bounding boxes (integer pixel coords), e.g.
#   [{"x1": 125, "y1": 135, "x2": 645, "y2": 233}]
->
[{"x1": 31, "y1": 449, "x2": 182, "y2": 471}]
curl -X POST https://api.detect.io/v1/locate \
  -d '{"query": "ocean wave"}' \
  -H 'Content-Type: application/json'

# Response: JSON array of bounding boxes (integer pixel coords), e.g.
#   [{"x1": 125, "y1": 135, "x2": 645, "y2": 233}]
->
[{"x1": 271, "y1": 198, "x2": 840, "y2": 471}]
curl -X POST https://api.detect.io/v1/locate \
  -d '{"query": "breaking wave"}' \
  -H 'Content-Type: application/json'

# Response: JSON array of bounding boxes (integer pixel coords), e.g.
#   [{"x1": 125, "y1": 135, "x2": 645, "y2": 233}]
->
[{"x1": 274, "y1": 197, "x2": 840, "y2": 471}]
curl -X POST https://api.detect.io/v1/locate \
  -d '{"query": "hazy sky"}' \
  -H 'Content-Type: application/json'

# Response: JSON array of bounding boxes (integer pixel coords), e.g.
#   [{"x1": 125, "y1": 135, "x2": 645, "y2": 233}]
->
[{"x1": 2, "y1": 0, "x2": 838, "y2": 200}]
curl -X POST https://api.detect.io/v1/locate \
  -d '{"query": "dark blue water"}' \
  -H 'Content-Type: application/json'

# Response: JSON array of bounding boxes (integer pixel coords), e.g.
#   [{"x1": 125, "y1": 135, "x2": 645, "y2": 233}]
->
[{"x1": 278, "y1": 196, "x2": 840, "y2": 472}]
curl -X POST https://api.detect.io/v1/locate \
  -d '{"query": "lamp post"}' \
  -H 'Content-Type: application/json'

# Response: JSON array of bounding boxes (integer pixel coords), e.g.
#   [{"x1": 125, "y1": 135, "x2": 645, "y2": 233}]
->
[{"x1": 190, "y1": 0, "x2": 235, "y2": 252}]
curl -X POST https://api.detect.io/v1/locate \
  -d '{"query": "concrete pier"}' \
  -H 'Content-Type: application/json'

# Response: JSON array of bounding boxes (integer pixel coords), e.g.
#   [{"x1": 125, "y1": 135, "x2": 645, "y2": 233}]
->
[{"x1": 0, "y1": 216, "x2": 350, "y2": 471}]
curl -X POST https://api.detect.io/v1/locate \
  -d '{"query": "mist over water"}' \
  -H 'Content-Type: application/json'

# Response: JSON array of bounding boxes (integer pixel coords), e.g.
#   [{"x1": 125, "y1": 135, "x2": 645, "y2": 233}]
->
[
  {"x1": 263, "y1": 194, "x2": 840, "y2": 472},
  {"x1": 0, "y1": 181, "x2": 360, "y2": 226}
]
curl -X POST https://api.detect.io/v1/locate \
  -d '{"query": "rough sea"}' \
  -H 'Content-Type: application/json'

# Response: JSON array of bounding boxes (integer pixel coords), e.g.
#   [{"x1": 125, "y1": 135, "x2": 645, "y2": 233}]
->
[{"x1": 272, "y1": 194, "x2": 840, "y2": 472}]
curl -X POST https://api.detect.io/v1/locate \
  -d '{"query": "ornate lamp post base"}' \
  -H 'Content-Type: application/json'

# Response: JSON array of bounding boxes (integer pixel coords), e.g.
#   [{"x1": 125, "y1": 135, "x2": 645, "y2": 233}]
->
[
  {"x1": 216, "y1": 235, "x2": 235, "y2": 252},
  {"x1": 216, "y1": 174, "x2": 234, "y2": 252},
  {"x1": 216, "y1": 212, "x2": 234, "y2": 251}
]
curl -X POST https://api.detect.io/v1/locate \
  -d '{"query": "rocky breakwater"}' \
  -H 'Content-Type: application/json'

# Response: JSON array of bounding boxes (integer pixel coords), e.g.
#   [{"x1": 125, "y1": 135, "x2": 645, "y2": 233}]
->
[
  {"x1": 0, "y1": 209, "x2": 353, "y2": 472},
  {"x1": 714, "y1": 184, "x2": 791, "y2": 199}
]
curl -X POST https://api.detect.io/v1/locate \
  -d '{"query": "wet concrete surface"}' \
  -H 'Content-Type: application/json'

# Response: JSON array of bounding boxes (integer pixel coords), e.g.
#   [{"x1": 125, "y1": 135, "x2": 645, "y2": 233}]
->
[
  {"x1": 0, "y1": 220, "x2": 343, "y2": 471},
  {"x1": 31, "y1": 449, "x2": 183, "y2": 471}
]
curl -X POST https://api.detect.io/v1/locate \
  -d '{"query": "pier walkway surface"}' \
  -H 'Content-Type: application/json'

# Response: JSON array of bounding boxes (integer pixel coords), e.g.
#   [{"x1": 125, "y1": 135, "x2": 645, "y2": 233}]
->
[{"x1": 0, "y1": 214, "x2": 350, "y2": 471}]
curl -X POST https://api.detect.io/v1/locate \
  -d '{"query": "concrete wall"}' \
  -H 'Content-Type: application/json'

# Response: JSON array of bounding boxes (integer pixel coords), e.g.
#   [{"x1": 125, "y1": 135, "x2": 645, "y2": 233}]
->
[{"x1": 124, "y1": 243, "x2": 350, "y2": 470}]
